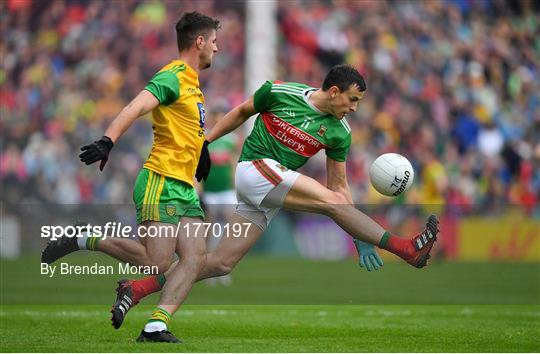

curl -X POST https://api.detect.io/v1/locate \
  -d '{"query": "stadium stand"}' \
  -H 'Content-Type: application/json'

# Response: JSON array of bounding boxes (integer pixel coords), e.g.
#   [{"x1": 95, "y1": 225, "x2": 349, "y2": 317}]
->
[{"x1": 1, "y1": 0, "x2": 538, "y2": 230}]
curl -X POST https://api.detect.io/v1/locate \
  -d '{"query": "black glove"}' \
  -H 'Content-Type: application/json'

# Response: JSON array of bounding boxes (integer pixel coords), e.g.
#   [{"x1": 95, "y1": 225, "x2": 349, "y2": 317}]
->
[
  {"x1": 79, "y1": 136, "x2": 114, "y2": 171},
  {"x1": 195, "y1": 140, "x2": 211, "y2": 182}
]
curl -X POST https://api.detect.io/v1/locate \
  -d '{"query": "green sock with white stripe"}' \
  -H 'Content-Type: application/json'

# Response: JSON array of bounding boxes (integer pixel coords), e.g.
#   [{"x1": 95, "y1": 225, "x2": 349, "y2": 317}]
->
[{"x1": 77, "y1": 230, "x2": 101, "y2": 251}]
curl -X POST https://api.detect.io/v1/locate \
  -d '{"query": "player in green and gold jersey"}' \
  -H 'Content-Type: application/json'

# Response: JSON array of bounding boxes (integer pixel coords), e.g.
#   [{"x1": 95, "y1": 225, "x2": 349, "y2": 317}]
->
[{"x1": 41, "y1": 12, "x2": 219, "y2": 343}]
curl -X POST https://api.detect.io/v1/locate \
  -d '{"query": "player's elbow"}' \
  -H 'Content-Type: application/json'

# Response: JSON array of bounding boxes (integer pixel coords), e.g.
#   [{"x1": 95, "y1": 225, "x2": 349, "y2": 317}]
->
[
  {"x1": 236, "y1": 108, "x2": 252, "y2": 124},
  {"x1": 237, "y1": 99, "x2": 256, "y2": 122}
]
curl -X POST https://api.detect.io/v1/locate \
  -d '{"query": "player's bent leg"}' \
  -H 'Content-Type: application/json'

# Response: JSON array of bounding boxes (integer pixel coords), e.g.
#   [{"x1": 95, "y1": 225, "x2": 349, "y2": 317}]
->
[
  {"x1": 137, "y1": 216, "x2": 207, "y2": 342},
  {"x1": 155, "y1": 216, "x2": 208, "y2": 313},
  {"x1": 283, "y1": 174, "x2": 440, "y2": 267},
  {"x1": 113, "y1": 212, "x2": 262, "y2": 329},
  {"x1": 114, "y1": 174, "x2": 206, "y2": 332}
]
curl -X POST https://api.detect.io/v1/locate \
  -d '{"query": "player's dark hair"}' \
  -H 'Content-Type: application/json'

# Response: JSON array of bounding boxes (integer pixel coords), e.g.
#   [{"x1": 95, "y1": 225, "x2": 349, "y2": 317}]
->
[
  {"x1": 175, "y1": 12, "x2": 220, "y2": 52},
  {"x1": 322, "y1": 64, "x2": 366, "y2": 92}
]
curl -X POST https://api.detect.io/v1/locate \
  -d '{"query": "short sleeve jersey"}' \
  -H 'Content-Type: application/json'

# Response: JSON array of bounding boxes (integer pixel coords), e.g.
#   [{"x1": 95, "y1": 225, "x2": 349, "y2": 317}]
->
[
  {"x1": 143, "y1": 60, "x2": 206, "y2": 186},
  {"x1": 239, "y1": 81, "x2": 352, "y2": 170}
]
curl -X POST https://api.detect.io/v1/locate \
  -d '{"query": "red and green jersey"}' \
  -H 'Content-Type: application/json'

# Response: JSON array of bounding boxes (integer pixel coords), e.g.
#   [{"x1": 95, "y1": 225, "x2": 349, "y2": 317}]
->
[{"x1": 239, "y1": 81, "x2": 352, "y2": 170}]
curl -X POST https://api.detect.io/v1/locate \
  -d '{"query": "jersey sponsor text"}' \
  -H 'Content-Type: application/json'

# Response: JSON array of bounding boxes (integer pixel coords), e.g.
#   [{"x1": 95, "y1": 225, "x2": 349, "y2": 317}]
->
[{"x1": 261, "y1": 113, "x2": 327, "y2": 157}]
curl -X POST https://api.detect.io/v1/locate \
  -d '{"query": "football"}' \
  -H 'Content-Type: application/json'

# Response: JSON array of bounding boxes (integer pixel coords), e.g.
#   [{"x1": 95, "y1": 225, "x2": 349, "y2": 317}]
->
[{"x1": 369, "y1": 153, "x2": 414, "y2": 197}]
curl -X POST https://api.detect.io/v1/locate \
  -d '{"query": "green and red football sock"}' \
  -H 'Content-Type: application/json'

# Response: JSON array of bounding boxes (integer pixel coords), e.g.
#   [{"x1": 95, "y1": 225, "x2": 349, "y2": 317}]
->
[
  {"x1": 378, "y1": 231, "x2": 415, "y2": 259},
  {"x1": 131, "y1": 274, "x2": 166, "y2": 303}
]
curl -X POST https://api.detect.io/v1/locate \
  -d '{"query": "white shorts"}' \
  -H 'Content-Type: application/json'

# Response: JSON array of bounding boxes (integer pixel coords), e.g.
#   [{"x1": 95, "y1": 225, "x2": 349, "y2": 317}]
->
[{"x1": 235, "y1": 158, "x2": 300, "y2": 229}]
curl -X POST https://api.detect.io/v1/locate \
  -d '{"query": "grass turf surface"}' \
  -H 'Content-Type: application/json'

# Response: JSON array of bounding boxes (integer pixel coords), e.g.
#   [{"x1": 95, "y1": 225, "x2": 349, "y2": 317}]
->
[
  {"x1": 1, "y1": 305, "x2": 539, "y2": 352},
  {"x1": 1, "y1": 255, "x2": 539, "y2": 352}
]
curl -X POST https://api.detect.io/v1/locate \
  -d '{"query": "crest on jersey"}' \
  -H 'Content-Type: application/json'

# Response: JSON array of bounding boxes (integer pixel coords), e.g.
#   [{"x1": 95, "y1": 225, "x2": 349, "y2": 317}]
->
[
  {"x1": 166, "y1": 205, "x2": 176, "y2": 217},
  {"x1": 281, "y1": 108, "x2": 295, "y2": 118},
  {"x1": 317, "y1": 124, "x2": 327, "y2": 137}
]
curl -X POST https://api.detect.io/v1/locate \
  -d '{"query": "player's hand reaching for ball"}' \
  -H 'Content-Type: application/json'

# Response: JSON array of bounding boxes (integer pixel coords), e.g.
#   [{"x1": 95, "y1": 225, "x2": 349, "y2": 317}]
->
[
  {"x1": 195, "y1": 140, "x2": 211, "y2": 182},
  {"x1": 354, "y1": 240, "x2": 384, "y2": 271},
  {"x1": 79, "y1": 136, "x2": 114, "y2": 171}
]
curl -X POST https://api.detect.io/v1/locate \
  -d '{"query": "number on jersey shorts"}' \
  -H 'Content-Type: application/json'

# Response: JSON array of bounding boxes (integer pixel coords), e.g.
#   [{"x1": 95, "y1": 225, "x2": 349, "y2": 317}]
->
[
  {"x1": 235, "y1": 158, "x2": 300, "y2": 229},
  {"x1": 133, "y1": 168, "x2": 205, "y2": 225}
]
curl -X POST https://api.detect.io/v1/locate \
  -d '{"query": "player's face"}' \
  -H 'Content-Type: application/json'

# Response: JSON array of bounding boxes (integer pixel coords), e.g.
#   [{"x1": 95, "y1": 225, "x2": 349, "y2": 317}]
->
[
  {"x1": 200, "y1": 30, "x2": 218, "y2": 70},
  {"x1": 330, "y1": 84, "x2": 364, "y2": 119}
]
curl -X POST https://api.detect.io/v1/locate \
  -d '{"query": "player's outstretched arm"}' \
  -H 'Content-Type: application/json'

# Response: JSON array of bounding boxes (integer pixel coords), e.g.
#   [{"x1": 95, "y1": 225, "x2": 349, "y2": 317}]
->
[
  {"x1": 104, "y1": 90, "x2": 159, "y2": 143},
  {"x1": 79, "y1": 90, "x2": 159, "y2": 170},
  {"x1": 205, "y1": 96, "x2": 257, "y2": 143},
  {"x1": 326, "y1": 158, "x2": 384, "y2": 271}
]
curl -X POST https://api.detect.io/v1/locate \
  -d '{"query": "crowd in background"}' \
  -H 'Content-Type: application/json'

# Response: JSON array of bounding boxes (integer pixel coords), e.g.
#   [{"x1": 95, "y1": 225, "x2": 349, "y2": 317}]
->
[
  {"x1": 1, "y1": 0, "x2": 245, "y2": 209},
  {"x1": 279, "y1": 0, "x2": 539, "y2": 216},
  {"x1": 1, "y1": 0, "x2": 539, "y2": 219}
]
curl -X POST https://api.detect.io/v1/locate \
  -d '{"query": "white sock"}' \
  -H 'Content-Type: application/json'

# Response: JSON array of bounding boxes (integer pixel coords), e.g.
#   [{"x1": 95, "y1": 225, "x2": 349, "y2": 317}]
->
[
  {"x1": 77, "y1": 230, "x2": 90, "y2": 250},
  {"x1": 144, "y1": 321, "x2": 167, "y2": 333}
]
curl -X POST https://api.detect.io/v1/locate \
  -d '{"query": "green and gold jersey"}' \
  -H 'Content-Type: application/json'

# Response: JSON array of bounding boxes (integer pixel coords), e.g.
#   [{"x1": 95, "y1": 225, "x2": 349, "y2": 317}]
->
[
  {"x1": 143, "y1": 60, "x2": 206, "y2": 186},
  {"x1": 239, "y1": 81, "x2": 352, "y2": 170}
]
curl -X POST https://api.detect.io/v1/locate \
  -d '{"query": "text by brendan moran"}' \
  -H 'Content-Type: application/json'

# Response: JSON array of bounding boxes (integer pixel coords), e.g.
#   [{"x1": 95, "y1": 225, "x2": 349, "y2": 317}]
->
[{"x1": 40, "y1": 262, "x2": 158, "y2": 277}]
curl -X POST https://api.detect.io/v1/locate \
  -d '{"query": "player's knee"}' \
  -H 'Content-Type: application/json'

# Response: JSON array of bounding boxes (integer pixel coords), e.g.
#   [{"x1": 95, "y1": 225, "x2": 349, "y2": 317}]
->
[
  {"x1": 213, "y1": 256, "x2": 238, "y2": 276},
  {"x1": 214, "y1": 263, "x2": 233, "y2": 276},
  {"x1": 154, "y1": 260, "x2": 172, "y2": 274},
  {"x1": 143, "y1": 255, "x2": 172, "y2": 274}
]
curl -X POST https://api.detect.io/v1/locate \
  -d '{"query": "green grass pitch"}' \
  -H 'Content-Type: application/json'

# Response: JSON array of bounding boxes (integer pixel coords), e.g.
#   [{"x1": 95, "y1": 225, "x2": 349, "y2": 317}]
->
[{"x1": 1, "y1": 255, "x2": 539, "y2": 352}]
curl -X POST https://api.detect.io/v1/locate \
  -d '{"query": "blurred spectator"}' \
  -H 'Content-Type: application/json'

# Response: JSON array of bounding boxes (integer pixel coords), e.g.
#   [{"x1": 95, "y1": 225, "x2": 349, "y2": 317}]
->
[
  {"x1": 1, "y1": 0, "x2": 539, "y2": 220},
  {"x1": 1, "y1": 0, "x2": 245, "y2": 212},
  {"x1": 278, "y1": 0, "x2": 539, "y2": 216}
]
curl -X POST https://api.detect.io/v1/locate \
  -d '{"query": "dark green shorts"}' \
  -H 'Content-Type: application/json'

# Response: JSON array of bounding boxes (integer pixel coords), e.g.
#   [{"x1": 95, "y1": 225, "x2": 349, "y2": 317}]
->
[{"x1": 133, "y1": 168, "x2": 204, "y2": 225}]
